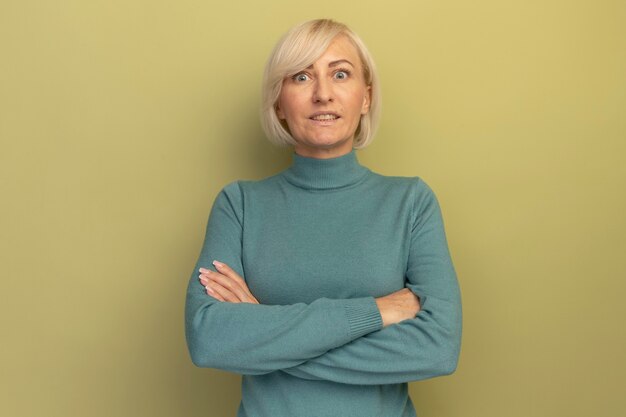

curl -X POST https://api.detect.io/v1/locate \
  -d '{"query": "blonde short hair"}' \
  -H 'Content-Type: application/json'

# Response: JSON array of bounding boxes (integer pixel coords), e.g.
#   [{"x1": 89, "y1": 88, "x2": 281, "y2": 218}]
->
[{"x1": 260, "y1": 19, "x2": 381, "y2": 149}]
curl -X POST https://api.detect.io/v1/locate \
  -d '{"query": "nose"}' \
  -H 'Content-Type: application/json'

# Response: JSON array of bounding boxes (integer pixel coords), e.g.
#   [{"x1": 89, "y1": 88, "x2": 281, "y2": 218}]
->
[{"x1": 312, "y1": 77, "x2": 333, "y2": 103}]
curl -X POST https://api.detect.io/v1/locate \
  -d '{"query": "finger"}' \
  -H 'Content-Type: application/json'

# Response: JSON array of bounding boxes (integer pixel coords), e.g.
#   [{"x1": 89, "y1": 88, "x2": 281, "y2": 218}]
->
[
  {"x1": 205, "y1": 285, "x2": 225, "y2": 302},
  {"x1": 212, "y1": 261, "x2": 246, "y2": 285},
  {"x1": 202, "y1": 271, "x2": 250, "y2": 303},
  {"x1": 212, "y1": 277, "x2": 258, "y2": 304},
  {"x1": 199, "y1": 278, "x2": 225, "y2": 301},
  {"x1": 199, "y1": 274, "x2": 232, "y2": 302},
  {"x1": 198, "y1": 270, "x2": 213, "y2": 281},
  {"x1": 205, "y1": 280, "x2": 242, "y2": 303},
  {"x1": 212, "y1": 261, "x2": 258, "y2": 301},
  {"x1": 200, "y1": 273, "x2": 259, "y2": 304},
  {"x1": 199, "y1": 264, "x2": 259, "y2": 304},
  {"x1": 210, "y1": 262, "x2": 255, "y2": 300}
]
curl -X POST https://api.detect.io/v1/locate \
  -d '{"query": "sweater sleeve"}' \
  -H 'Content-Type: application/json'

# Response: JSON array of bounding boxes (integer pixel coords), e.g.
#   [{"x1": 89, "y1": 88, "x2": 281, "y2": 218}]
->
[
  {"x1": 279, "y1": 179, "x2": 462, "y2": 385},
  {"x1": 184, "y1": 182, "x2": 383, "y2": 375}
]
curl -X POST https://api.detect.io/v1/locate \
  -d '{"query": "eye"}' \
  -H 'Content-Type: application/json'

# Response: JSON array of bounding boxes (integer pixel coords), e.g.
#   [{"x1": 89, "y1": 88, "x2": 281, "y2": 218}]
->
[
  {"x1": 333, "y1": 70, "x2": 350, "y2": 80},
  {"x1": 293, "y1": 73, "x2": 310, "y2": 82}
]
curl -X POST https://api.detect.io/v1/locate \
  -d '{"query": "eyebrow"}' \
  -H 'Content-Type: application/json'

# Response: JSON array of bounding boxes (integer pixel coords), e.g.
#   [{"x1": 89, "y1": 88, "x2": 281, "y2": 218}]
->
[{"x1": 306, "y1": 59, "x2": 355, "y2": 69}]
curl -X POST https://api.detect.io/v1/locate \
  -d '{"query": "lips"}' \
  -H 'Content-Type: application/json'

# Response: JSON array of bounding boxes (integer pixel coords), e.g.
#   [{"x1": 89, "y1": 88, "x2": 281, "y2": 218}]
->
[{"x1": 309, "y1": 112, "x2": 340, "y2": 121}]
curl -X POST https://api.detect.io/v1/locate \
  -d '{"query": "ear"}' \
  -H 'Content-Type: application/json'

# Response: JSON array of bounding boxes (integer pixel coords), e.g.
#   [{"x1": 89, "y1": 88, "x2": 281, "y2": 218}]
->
[
  {"x1": 361, "y1": 85, "x2": 371, "y2": 115},
  {"x1": 276, "y1": 103, "x2": 286, "y2": 120}
]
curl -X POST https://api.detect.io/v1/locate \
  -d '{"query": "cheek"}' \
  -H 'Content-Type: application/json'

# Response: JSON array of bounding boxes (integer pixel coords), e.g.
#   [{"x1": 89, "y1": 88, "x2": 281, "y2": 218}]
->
[
  {"x1": 277, "y1": 93, "x2": 299, "y2": 120},
  {"x1": 341, "y1": 86, "x2": 366, "y2": 107}
]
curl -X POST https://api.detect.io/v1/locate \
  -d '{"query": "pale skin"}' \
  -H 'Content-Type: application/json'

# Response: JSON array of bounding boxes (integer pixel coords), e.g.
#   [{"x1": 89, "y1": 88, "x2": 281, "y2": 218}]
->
[
  {"x1": 277, "y1": 35, "x2": 371, "y2": 159},
  {"x1": 199, "y1": 36, "x2": 421, "y2": 326}
]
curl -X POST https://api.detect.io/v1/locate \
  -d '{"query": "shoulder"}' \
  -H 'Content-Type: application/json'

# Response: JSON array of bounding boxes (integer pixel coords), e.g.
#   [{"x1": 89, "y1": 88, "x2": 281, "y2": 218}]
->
[
  {"x1": 223, "y1": 172, "x2": 286, "y2": 201},
  {"x1": 367, "y1": 170, "x2": 437, "y2": 200},
  {"x1": 214, "y1": 171, "x2": 285, "y2": 208},
  {"x1": 367, "y1": 170, "x2": 443, "y2": 225}
]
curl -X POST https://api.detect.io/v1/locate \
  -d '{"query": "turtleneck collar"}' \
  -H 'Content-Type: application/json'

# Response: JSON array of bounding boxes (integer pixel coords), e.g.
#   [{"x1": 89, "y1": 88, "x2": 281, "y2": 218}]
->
[{"x1": 281, "y1": 150, "x2": 369, "y2": 190}]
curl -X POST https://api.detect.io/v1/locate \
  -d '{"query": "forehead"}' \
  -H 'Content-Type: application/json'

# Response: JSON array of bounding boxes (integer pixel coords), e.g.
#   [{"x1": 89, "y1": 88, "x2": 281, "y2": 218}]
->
[{"x1": 313, "y1": 35, "x2": 362, "y2": 68}]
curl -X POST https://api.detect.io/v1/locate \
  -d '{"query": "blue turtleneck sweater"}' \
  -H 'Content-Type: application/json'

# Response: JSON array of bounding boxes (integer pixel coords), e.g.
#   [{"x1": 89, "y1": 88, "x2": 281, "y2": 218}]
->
[{"x1": 185, "y1": 151, "x2": 462, "y2": 417}]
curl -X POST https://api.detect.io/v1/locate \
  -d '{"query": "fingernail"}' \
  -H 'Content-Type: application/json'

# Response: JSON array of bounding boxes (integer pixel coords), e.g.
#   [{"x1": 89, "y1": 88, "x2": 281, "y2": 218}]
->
[
  {"x1": 205, "y1": 286, "x2": 215, "y2": 294},
  {"x1": 199, "y1": 268, "x2": 209, "y2": 273},
  {"x1": 212, "y1": 260, "x2": 224, "y2": 268}
]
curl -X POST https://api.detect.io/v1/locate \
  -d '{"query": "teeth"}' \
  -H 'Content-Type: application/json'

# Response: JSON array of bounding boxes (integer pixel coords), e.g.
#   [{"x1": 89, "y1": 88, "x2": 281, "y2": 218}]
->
[{"x1": 312, "y1": 114, "x2": 338, "y2": 121}]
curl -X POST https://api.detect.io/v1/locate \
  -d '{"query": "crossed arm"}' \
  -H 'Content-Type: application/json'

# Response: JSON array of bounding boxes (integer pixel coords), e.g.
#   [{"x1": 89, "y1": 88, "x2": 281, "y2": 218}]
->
[
  {"x1": 200, "y1": 260, "x2": 420, "y2": 328},
  {"x1": 185, "y1": 180, "x2": 462, "y2": 385}
]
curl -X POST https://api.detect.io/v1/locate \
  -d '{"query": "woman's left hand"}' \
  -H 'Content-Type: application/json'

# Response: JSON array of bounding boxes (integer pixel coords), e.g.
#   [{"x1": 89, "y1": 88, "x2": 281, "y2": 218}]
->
[{"x1": 198, "y1": 261, "x2": 259, "y2": 304}]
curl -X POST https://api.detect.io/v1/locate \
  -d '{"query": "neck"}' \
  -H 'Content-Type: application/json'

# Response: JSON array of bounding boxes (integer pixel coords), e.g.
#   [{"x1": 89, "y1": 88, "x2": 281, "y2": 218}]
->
[
  {"x1": 293, "y1": 139, "x2": 355, "y2": 159},
  {"x1": 281, "y1": 150, "x2": 369, "y2": 190}
]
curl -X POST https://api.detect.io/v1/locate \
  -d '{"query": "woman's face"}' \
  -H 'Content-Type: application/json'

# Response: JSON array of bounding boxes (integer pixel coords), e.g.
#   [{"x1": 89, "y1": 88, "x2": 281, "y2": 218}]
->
[{"x1": 276, "y1": 36, "x2": 371, "y2": 159}]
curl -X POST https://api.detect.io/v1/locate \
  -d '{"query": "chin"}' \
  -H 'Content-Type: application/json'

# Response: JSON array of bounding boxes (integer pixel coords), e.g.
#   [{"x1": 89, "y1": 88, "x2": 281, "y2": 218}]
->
[{"x1": 309, "y1": 136, "x2": 350, "y2": 147}]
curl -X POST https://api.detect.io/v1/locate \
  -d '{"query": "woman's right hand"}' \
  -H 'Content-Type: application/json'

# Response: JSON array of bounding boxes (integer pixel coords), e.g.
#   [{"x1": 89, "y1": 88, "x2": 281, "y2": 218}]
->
[
  {"x1": 199, "y1": 261, "x2": 259, "y2": 304},
  {"x1": 375, "y1": 288, "x2": 421, "y2": 327}
]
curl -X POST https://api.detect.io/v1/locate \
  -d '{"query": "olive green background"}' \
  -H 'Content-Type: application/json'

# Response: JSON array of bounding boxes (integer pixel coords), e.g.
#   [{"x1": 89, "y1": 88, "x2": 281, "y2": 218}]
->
[{"x1": 1, "y1": 1, "x2": 625, "y2": 416}]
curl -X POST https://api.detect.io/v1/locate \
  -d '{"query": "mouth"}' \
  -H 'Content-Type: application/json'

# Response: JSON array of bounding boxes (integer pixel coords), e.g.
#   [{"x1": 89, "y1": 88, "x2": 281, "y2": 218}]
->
[{"x1": 309, "y1": 112, "x2": 340, "y2": 121}]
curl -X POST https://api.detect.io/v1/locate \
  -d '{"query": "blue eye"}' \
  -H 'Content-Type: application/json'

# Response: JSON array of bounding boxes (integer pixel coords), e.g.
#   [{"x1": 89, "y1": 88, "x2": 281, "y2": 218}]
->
[
  {"x1": 334, "y1": 70, "x2": 349, "y2": 80},
  {"x1": 293, "y1": 73, "x2": 310, "y2": 82}
]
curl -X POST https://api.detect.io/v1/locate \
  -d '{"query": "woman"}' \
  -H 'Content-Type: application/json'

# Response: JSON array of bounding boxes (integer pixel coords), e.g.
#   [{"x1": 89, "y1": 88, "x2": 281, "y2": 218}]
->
[{"x1": 185, "y1": 19, "x2": 462, "y2": 417}]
